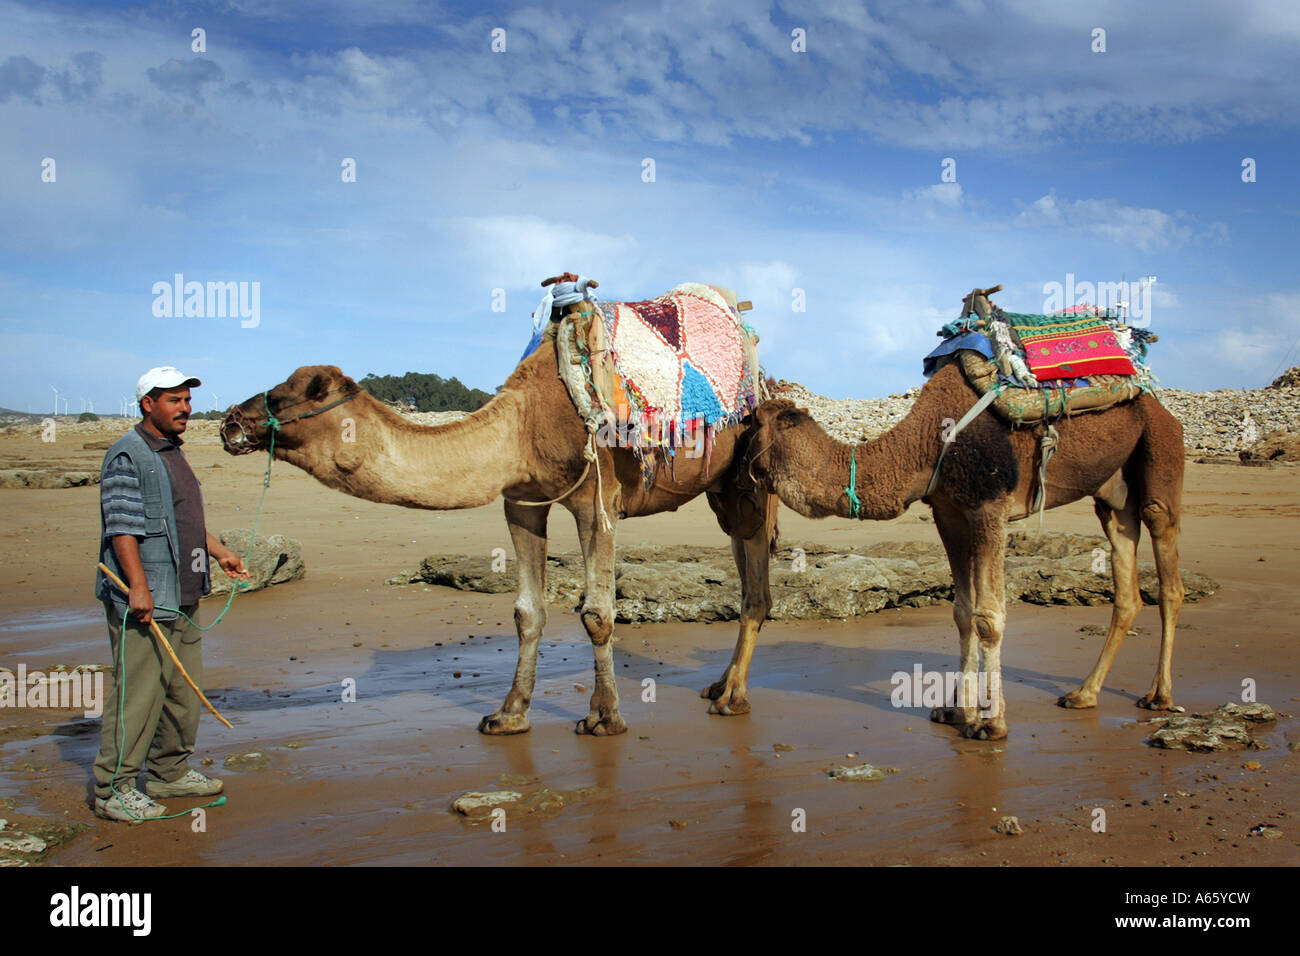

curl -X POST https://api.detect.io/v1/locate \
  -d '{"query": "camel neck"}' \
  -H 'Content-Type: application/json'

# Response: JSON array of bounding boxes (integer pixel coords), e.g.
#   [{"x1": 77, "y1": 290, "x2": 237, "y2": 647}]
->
[{"x1": 278, "y1": 391, "x2": 528, "y2": 510}]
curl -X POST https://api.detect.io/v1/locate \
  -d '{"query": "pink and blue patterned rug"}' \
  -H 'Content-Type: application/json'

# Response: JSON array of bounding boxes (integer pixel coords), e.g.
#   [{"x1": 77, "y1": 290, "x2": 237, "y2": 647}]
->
[{"x1": 597, "y1": 283, "x2": 760, "y2": 450}]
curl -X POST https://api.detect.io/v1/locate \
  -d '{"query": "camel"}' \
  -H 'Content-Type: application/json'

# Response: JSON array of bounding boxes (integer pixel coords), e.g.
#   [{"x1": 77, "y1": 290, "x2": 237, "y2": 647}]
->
[
  {"x1": 219, "y1": 345, "x2": 779, "y2": 736},
  {"x1": 739, "y1": 340, "x2": 1185, "y2": 739}
]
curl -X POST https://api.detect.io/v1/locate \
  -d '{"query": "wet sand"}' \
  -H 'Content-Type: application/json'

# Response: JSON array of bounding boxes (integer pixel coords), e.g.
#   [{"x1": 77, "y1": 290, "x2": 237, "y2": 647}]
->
[{"x1": 0, "y1": 423, "x2": 1297, "y2": 866}]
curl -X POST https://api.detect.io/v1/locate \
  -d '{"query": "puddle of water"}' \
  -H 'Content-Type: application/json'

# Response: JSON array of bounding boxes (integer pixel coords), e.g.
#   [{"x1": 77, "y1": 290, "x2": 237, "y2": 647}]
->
[{"x1": 0, "y1": 608, "x2": 102, "y2": 632}]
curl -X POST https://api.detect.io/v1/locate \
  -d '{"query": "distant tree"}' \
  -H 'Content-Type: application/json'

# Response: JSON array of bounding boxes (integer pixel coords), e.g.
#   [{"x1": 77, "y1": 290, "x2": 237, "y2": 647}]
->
[
  {"x1": 78, "y1": 411, "x2": 99, "y2": 422},
  {"x1": 358, "y1": 371, "x2": 492, "y2": 412}
]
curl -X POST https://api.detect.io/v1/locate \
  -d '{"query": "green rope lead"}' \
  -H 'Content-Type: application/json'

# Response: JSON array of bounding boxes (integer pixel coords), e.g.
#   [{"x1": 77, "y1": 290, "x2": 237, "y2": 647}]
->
[
  {"x1": 845, "y1": 445, "x2": 862, "y2": 519},
  {"x1": 106, "y1": 396, "x2": 282, "y2": 820},
  {"x1": 161, "y1": 390, "x2": 279, "y2": 633}
]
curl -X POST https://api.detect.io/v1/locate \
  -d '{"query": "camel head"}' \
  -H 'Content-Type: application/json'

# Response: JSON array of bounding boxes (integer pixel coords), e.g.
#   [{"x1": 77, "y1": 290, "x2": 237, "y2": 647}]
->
[
  {"x1": 221, "y1": 365, "x2": 363, "y2": 456},
  {"x1": 745, "y1": 399, "x2": 844, "y2": 519}
]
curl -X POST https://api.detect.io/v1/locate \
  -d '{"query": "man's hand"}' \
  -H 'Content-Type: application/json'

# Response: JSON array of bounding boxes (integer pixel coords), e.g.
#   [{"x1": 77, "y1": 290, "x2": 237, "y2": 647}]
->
[
  {"x1": 110, "y1": 535, "x2": 155, "y2": 624},
  {"x1": 211, "y1": 543, "x2": 250, "y2": 581},
  {"x1": 128, "y1": 581, "x2": 155, "y2": 625}
]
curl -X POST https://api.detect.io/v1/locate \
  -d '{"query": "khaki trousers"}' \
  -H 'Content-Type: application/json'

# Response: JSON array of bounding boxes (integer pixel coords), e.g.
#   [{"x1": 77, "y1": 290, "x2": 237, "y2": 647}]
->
[{"x1": 93, "y1": 603, "x2": 202, "y2": 799}]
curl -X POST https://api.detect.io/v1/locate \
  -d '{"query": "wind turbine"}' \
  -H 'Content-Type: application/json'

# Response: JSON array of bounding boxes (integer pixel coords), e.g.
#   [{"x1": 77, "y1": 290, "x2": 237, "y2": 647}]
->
[
  {"x1": 211, "y1": 392, "x2": 221, "y2": 413},
  {"x1": 50, "y1": 385, "x2": 59, "y2": 417}
]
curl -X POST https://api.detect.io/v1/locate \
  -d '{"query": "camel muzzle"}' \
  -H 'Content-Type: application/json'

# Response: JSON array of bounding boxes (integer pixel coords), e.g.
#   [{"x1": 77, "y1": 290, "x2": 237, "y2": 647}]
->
[{"x1": 220, "y1": 408, "x2": 263, "y2": 455}]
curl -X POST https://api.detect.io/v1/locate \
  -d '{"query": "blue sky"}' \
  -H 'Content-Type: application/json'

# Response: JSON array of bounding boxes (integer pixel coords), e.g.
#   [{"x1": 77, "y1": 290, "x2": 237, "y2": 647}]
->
[{"x1": 2, "y1": 0, "x2": 1298, "y2": 414}]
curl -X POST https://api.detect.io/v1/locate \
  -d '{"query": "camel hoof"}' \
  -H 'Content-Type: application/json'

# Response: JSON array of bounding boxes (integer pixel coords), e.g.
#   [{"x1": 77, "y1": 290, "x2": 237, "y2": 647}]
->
[
  {"x1": 1136, "y1": 694, "x2": 1179, "y2": 712},
  {"x1": 955, "y1": 716, "x2": 1008, "y2": 740},
  {"x1": 929, "y1": 706, "x2": 977, "y2": 725},
  {"x1": 574, "y1": 712, "x2": 628, "y2": 736},
  {"x1": 478, "y1": 712, "x2": 531, "y2": 735},
  {"x1": 1057, "y1": 690, "x2": 1097, "y2": 709},
  {"x1": 707, "y1": 697, "x2": 750, "y2": 716},
  {"x1": 700, "y1": 679, "x2": 728, "y2": 701}
]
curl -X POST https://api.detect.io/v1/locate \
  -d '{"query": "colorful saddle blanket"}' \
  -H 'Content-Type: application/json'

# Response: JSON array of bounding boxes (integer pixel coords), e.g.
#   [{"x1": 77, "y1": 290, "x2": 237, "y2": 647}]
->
[
  {"x1": 547, "y1": 283, "x2": 763, "y2": 471},
  {"x1": 597, "y1": 283, "x2": 760, "y2": 436},
  {"x1": 1004, "y1": 310, "x2": 1137, "y2": 380},
  {"x1": 924, "y1": 298, "x2": 1158, "y2": 425}
]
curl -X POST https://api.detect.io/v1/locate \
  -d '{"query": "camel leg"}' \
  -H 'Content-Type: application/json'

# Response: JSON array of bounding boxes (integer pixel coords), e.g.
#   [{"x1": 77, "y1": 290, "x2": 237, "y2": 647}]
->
[
  {"x1": 957, "y1": 502, "x2": 1010, "y2": 740},
  {"x1": 1059, "y1": 494, "x2": 1143, "y2": 709},
  {"x1": 479, "y1": 501, "x2": 551, "y2": 735},
  {"x1": 929, "y1": 499, "x2": 981, "y2": 726},
  {"x1": 571, "y1": 494, "x2": 627, "y2": 736},
  {"x1": 1137, "y1": 499, "x2": 1184, "y2": 711},
  {"x1": 700, "y1": 490, "x2": 778, "y2": 716}
]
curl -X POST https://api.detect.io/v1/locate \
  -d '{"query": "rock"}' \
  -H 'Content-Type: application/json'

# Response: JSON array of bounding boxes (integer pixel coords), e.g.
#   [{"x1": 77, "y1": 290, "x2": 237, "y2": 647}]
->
[
  {"x1": 669, "y1": 819, "x2": 688, "y2": 830},
  {"x1": 994, "y1": 816, "x2": 1024, "y2": 836},
  {"x1": 0, "y1": 469, "x2": 99, "y2": 488},
  {"x1": 451, "y1": 786, "x2": 599, "y2": 821},
  {"x1": 1270, "y1": 367, "x2": 1300, "y2": 389},
  {"x1": 224, "y1": 750, "x2": 270, "y2": 771},
  {"x1": 1240, "y1": 428, "x2": 1300, "y2": 462},
  {"x1": 827, "y1": 763, "x2": 899, "y2": 781},
  {"x1": 207, "y1": 529, "x2": 305, "y2": 596},
  {"x1": 1145, "y1": 703, "x2": 1275, "y2": 752},
  {"x1": 407, "y1": 533, "x2": 1217, "y2": 623},
  {"x1": 1216, "y1": 702, "x2": 1277, "y2": 723},
  {"x1": 1248, "y1": 824, "x2": 1283, "y2": 839},
  {"x1": 0, "y1": 831, "x2": 47, "y2": 855},
  {"x1": 451, "y1": 791, "x2": 522, "y2": 817}
]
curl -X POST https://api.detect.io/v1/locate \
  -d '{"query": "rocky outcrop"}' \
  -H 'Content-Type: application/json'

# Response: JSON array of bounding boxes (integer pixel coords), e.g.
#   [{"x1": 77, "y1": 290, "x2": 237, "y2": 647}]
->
[
  {"x1": 1239, "y1": 426, "x2": 1300, "y2": 462},
  {"x1": 0, "y1": 470, "x2": 98, "y2": 488},
  {"x1": 396, "y1": 532, "x2": 1217, "y2": 623},
  {"x1": 206, "y1": 529, "x2": 305, "y2": 596},
  {"x1": 1144, "y1": 702, "x2": 1278, "y2": 751}
]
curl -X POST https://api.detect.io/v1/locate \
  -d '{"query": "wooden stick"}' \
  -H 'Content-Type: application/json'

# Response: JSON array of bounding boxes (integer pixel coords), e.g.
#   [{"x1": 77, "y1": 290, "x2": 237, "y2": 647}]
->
[{"x1": 97, "y1": 563, "x2": 234, "y2": 729}]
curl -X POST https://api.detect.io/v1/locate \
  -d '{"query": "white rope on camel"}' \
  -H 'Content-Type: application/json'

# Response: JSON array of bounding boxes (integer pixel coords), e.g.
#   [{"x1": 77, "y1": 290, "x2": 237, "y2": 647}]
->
[
  {"x1": 504, "y1": 430, "x2": 611, "y2": 533},
  {"x1": 588, "y1": 429, "x2": 614, "y2": 534},
  {"x1": 1032, "y1": 423, "x2": 1059, "y2": 528}
]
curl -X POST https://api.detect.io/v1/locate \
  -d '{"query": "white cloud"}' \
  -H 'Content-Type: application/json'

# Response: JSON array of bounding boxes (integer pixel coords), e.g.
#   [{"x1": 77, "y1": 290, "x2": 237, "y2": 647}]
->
[
  {"x1": 1016, "y1": 192, "x2": 1194, "y2": 252},
  {"x1": 904, "y1": 182, "x2": 964, "y2": 209},
  {"x1": 452, "y1": 215, "x2": 641, "y2": 291}
]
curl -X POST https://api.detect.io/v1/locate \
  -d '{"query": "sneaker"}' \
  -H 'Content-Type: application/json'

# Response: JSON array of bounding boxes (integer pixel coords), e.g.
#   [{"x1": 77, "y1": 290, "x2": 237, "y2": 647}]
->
[
  {"x1": 145, "y1": 768, "x2": 224, "y2": 798},
  {"x1": 95, "y1": 787, "x2": 167, "y2": 823}
]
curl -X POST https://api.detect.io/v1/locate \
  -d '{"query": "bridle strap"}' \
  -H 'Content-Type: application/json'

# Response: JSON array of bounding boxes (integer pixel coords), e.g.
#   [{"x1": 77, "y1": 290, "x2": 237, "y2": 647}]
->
[{"x1": 261, "y1": 388, "x2": 361, "y2": 428}]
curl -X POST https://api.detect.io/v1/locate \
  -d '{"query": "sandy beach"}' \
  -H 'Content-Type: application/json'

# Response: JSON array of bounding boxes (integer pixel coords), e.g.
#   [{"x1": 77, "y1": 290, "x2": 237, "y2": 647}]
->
[{"x1": 0, "y1": 420, "x2": 1296, "y2": 866}]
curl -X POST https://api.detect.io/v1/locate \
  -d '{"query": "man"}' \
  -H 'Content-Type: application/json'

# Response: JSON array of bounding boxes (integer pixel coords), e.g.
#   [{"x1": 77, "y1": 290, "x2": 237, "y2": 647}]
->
[{"x1": 92, "y1": 366, "x2": 248, "y2": 822}]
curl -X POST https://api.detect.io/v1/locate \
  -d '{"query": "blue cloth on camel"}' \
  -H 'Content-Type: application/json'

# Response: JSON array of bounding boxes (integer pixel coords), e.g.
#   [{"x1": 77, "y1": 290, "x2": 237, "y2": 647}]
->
[{"x1": 922, "y1": 330, "x2": 995, "y2": 378}]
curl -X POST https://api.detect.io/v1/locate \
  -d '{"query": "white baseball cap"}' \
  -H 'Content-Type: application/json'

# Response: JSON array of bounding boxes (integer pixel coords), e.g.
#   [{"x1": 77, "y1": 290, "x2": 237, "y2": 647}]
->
[{"x1": 136, "y1": 366, "x2": 202, "y2": 402}]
